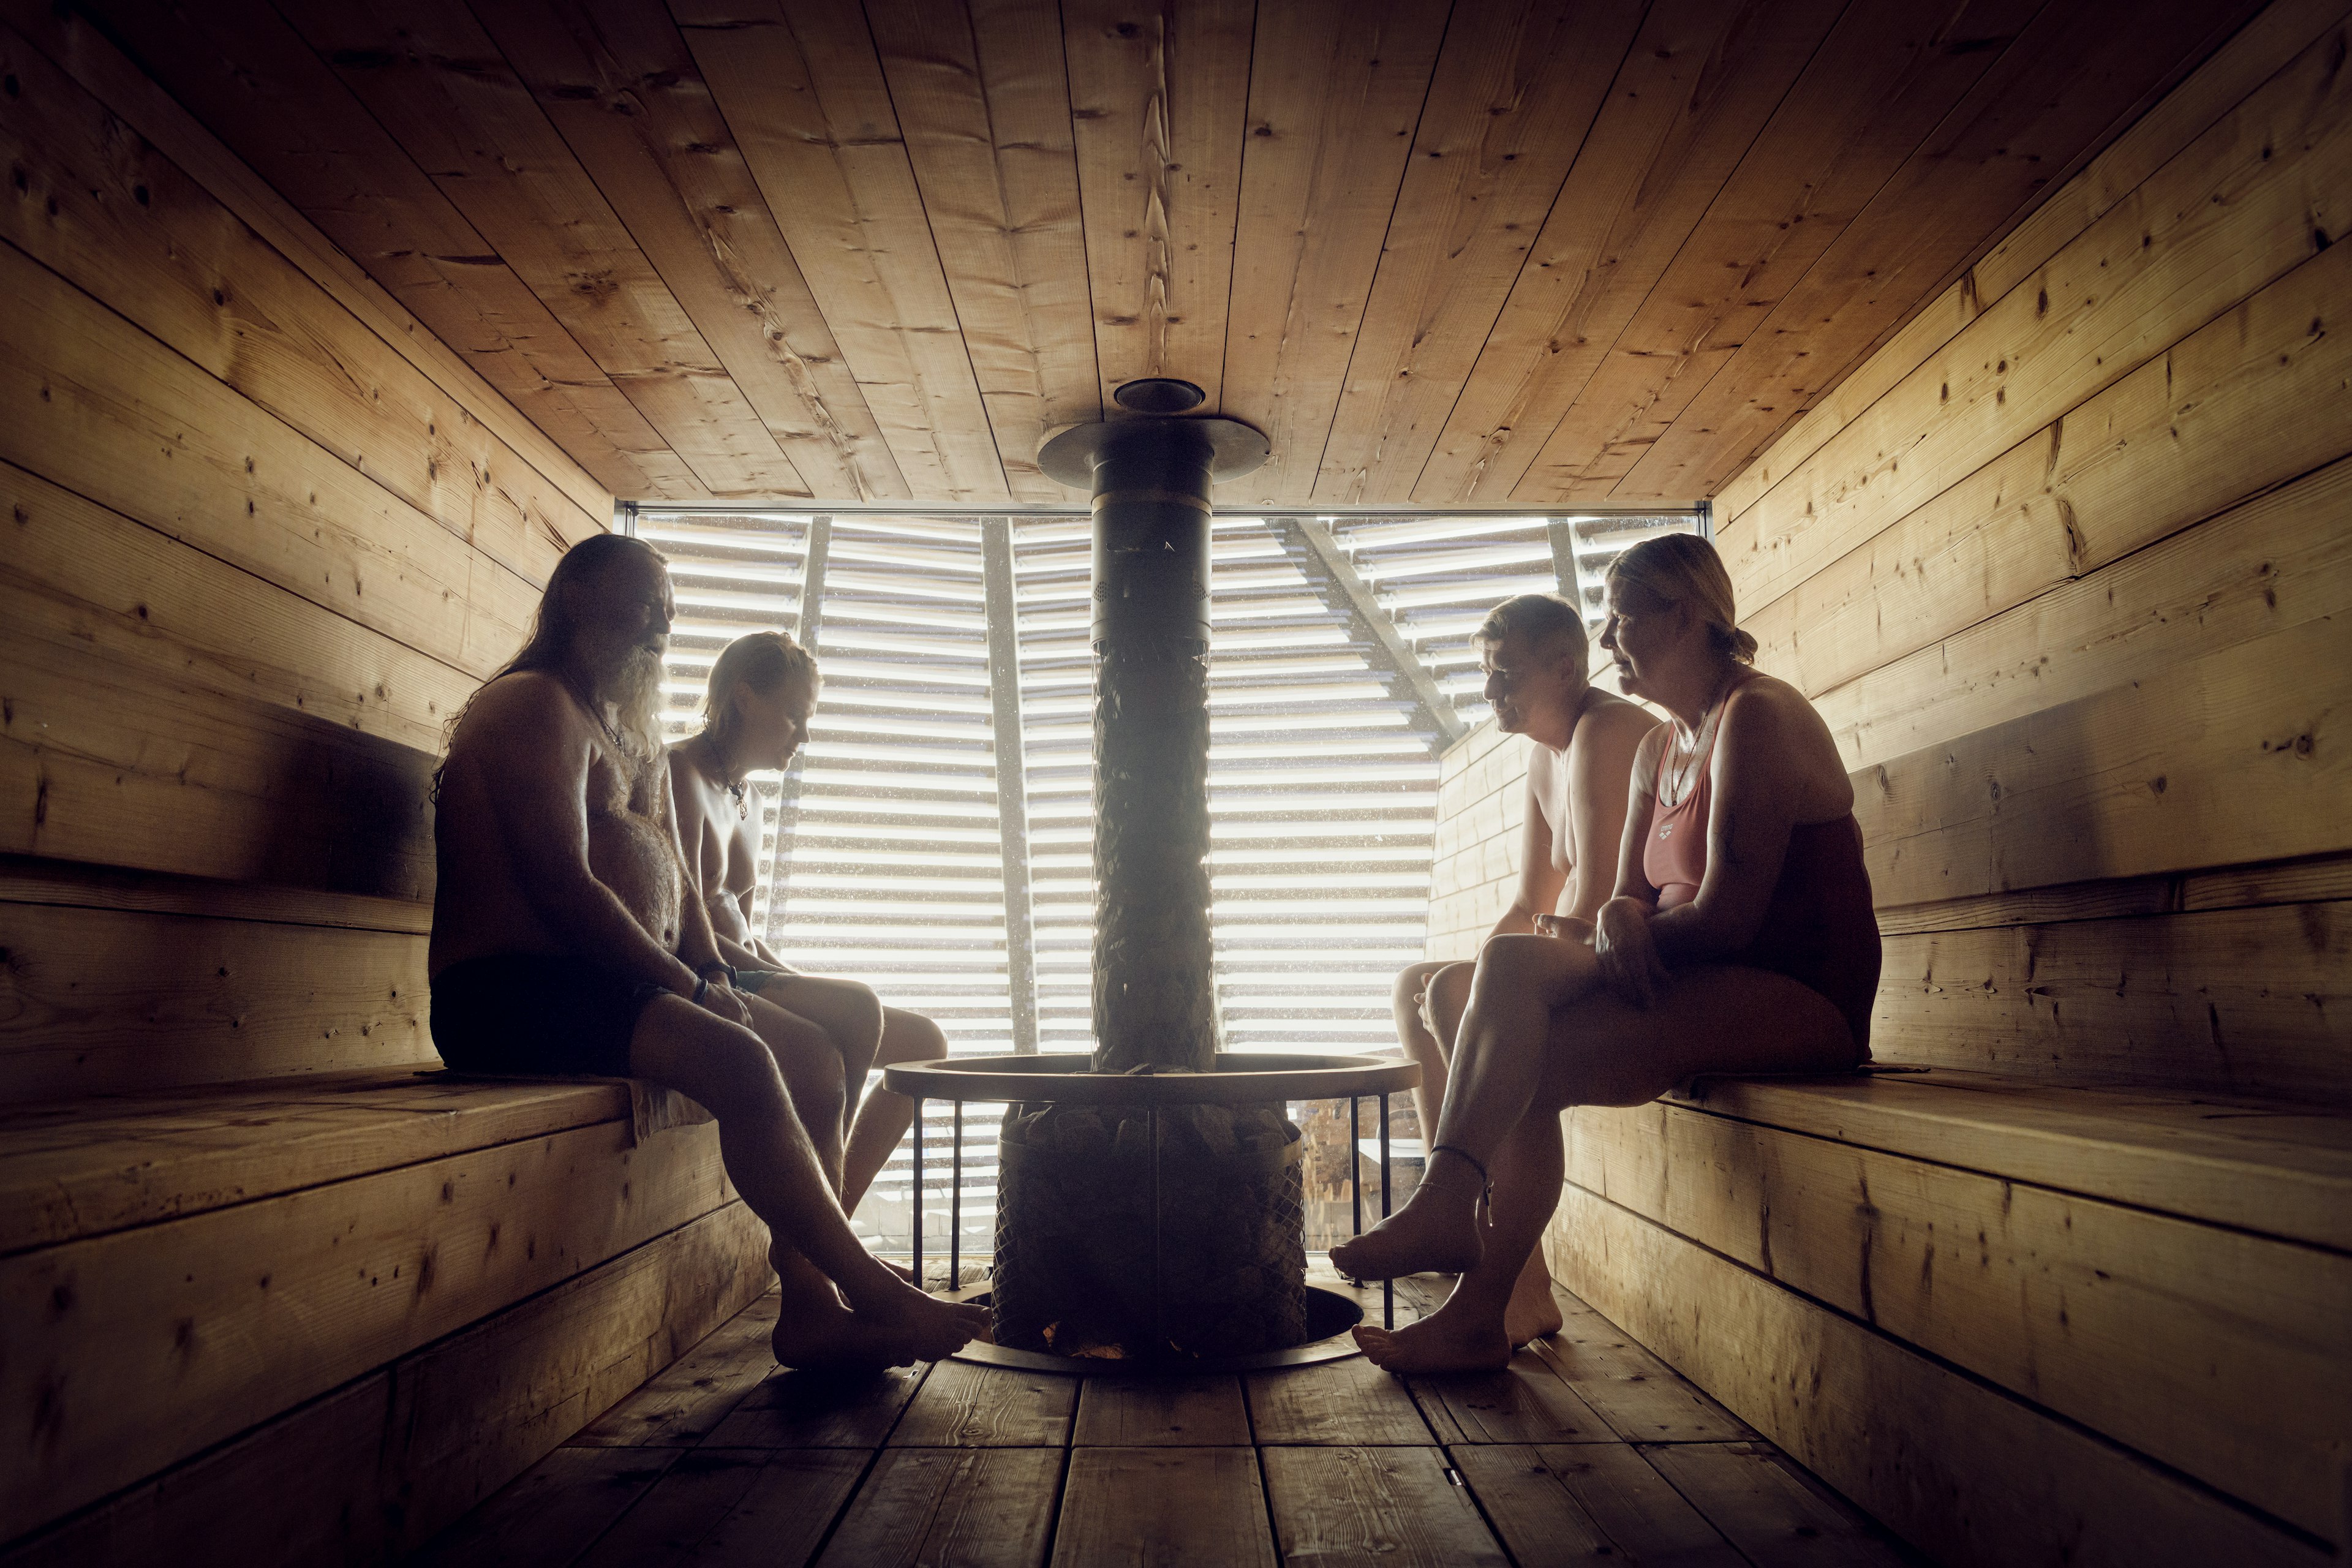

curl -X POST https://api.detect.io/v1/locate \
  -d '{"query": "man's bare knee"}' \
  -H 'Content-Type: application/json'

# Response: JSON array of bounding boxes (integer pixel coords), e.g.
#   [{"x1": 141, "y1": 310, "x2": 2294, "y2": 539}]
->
[
  {"x1": 877, "y1": 1007, "x2": 946, "y2": 1067},
  {"x1": 1393, "y1": 960, "x2": 1446, "y2": 1012}
]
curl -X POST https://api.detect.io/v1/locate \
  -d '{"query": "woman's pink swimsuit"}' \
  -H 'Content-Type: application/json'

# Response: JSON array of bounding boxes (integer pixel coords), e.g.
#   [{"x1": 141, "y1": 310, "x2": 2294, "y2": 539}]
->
[{"x1": 1640, "y1": 673, "x2": 1881, "y2": 1057}]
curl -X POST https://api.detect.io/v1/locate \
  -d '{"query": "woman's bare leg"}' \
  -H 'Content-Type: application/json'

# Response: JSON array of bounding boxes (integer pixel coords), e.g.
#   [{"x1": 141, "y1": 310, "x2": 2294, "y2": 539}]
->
[
  {"x1": 1353, "y1": 967, "x2": 1855, "y2": 1371},
  {"x1": 628, "y1": 996, "x2": 986, "y2": 1368},
  {"x1": 1334, "y1": 935, "x2": 1599, "y2": 1280},
  {"x1": 843, "y1": 1007, "x2": 947, "y2": 1212},
  {"x1": 761, "y1": 974, "x2": 886, "y2": 1137},
  {"x1": 739, "y1": 992, "x2": 850, "y2": 1185},
  {"x1": 1393, "y1": 960, "x2": 1453, "y2": 1140}
]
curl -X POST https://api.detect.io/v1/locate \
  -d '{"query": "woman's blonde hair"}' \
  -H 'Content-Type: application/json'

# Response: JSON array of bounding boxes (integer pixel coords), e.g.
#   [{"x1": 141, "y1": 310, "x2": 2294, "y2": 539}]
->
[
  {"x1": 704, "y1": 631, "x2": 818, "y2": 745},
  {"x1": 1605, "y1": 533, "x2": 1757, "y2": 665}
]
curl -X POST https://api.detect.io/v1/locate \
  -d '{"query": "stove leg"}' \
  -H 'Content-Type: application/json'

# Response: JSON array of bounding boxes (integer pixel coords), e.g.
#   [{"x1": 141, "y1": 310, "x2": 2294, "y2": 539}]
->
[
  {"x1": 951, "y1": 1099, "x2": 963, "y2": 1294},
  {"x1": 911, "y1": 1098, "x2": 924, "y2": 1293},
  {"x1": 1380, "y1": 1092, "x2": 1393, "y2": 1330},
  {"x1": 1349, "y1": 1095, "x2": 1362, "y2": 1240},
  {"x1": 1150, "y1": 1101, "x2": 1164, "y2": 1359}
]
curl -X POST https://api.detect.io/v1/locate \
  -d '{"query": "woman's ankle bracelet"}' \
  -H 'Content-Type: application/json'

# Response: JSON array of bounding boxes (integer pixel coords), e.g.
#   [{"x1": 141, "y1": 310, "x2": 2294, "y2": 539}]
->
[{"x1": 1427, "y1": 1143, "x2": 1493, "y2": 1207}]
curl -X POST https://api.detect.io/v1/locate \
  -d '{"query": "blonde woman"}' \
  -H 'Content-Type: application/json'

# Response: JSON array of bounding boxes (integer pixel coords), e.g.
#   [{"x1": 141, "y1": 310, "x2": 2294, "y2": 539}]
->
[
  {"x1": 669, "y1": 632, "x2": 952, "y2": 1216},
  {"x1": 1335, "y1": 534, "x2": 1879, "y2": 1372}
]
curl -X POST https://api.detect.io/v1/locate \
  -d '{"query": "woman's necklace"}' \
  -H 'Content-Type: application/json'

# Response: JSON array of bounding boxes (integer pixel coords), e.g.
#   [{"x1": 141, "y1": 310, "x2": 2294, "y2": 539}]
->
[{"x1": 1657, "y1": 670, "x2": 1734, "y2": 810}]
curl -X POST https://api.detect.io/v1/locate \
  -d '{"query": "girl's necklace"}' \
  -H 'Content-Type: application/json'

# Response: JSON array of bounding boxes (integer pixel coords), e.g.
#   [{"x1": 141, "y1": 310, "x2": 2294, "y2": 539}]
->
[{"x1": 1658, "y1": 671, "x2": 1733, "y2": 810}]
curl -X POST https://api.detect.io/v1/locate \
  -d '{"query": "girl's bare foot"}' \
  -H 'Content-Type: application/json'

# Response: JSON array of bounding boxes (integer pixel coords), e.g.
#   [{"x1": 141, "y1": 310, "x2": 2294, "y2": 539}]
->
[
  {"x1": 1352, "y1": 1302, "x2": 1512, "y2": 1373},
  {"x1": 1329, "y1": 1181, "x2": 1483, "y2": 1281},
  {"x1": 1504, "y1": 1251, "x2": 1564, "y2": 1346}
]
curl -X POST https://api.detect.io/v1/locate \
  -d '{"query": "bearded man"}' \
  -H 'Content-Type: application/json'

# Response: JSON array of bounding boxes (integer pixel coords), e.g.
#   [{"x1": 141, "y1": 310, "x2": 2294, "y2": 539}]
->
[{"x1": 428, "y1": 534, "x2": 984, "y2": 1366}]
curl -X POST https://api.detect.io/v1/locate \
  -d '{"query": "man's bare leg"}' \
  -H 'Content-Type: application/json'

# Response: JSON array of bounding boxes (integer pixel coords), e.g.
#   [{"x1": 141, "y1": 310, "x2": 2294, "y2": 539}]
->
[
  {"x1": 1393, "y1": 960, "x2": 1454, "y2": 1143},
  {"x1": 842, "y1": 1007, "x2": 948, "y2": 1213},
  {"x1": 628, "y1": 995, "x2": 986, "y2": 1366}
]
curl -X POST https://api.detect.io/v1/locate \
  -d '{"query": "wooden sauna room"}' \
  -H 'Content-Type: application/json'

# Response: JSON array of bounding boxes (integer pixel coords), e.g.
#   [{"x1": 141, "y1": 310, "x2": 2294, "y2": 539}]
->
[{"x1": 1, "y1": 0, "x2": 2345, "y2": 1562}]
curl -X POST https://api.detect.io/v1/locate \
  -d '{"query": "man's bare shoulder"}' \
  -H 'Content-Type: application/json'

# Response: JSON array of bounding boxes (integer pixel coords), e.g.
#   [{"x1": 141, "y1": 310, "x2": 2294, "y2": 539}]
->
[
  {"x1": 451, "y1": 670, "x2": 590, "y2": 753},
  {"x1": 1586, "y1": 692, "x2": 1662, "y2": 744}
]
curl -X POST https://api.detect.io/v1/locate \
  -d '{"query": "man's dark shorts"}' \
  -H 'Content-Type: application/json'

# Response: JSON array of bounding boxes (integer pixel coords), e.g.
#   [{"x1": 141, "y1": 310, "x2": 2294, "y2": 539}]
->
[{"x1": 431, "y1": 954, "x2": 666, "y2": 1078}]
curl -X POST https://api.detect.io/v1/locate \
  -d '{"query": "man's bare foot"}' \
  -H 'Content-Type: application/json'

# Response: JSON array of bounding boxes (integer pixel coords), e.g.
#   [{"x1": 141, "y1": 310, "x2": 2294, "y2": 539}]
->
[
  {"x1": 767, "y1": 1294, "x2": 960, "y2": 1370},
  {"x1": 1504, "y1": 1252, "x2": 1564, "y2": 1346},
  {"x1": 1352, "y1": 1303, "x2": 1512, "y2": 1374},
  {"x1": 1329, "y1": 1185, "x2": 1483, "y2": 1281}
]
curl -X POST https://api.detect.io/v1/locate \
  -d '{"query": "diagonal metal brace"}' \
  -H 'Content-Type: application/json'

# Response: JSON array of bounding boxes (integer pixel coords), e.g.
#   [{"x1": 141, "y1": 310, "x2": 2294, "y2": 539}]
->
[{"x1": 1285, "y1": 518, "x2": 1468, "y2": 747}]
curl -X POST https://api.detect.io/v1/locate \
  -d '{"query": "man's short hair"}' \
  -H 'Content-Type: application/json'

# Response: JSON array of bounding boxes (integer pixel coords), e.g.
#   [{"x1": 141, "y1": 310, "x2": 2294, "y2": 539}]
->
[{"x1": 1473, "y1": 592, "x2": 1589, "y2": 676}]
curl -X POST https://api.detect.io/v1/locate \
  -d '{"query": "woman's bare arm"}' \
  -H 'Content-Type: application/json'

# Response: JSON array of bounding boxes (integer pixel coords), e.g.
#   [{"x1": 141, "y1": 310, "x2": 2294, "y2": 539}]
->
[
  {"x1": 1561, "y1": 709, "x2": 1653, "y2": 923},
  {"x1": 1646, "y1": 683, "x2": 1822, "y2": 963}
]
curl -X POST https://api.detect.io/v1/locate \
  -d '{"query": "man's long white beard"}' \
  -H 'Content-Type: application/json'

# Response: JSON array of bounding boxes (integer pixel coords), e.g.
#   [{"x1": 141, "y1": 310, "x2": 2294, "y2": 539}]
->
[{"x1": 598, "y1": 646, "x2": 666, "y2": 760}]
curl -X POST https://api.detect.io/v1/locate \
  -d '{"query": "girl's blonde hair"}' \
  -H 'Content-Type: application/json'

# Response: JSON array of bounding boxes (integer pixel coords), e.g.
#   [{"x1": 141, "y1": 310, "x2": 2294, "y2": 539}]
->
[
  {"x1": 704, "y1": 631, "x2": 818, "y2": 745},
  {"x1": 1605, "y1": 533, "x2": 1757, "y2": 664}
]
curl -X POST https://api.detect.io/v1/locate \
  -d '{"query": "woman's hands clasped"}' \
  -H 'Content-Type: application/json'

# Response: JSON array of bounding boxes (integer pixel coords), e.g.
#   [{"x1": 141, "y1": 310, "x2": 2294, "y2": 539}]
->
[{"x1": 1594, "y1": 896, "x2": 1672, "y2": 1007}]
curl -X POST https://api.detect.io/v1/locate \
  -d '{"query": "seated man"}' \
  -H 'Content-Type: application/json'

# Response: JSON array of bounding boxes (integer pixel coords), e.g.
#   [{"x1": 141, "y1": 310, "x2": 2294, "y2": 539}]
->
[
  {"x1": 669, "y1": 631, "x2": 951, "y2": 1219},
  {"x1": 428, "y1": 533, "x2": 984, "y2": 1367},
  {"x1": 1390, "y1": 594, "x2": 1651, "y2": 1346}
]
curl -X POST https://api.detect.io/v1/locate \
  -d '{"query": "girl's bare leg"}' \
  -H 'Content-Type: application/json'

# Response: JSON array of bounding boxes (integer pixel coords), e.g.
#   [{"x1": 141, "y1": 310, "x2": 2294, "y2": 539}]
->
[
  {"x1": 1393, "y1": 960, "x2": 1454, "y2": 1142},
  {"x1": 1352, "y1": 967, "x2": 1856, "y2": 1371},
  {"x1": 842, "y1": 1007, "x2": 948, "y2": 1212},
  {"x1": 740, "y1": 992, "x2": 849, "y2": 1185},
  {"x1": 1334, "y1": 935, "x2": 1596, "y2": 1280}
]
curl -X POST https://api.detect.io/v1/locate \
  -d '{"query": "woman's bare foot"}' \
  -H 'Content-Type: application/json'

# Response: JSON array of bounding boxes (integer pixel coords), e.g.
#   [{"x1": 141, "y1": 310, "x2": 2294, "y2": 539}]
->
[
  {"x1": 1504, "y1": 1251, "x2": 1564, "y2": 1346},
  {"x1": 1352, "y1": 1300, "x2": 1512, "y2": 1373},
  {"x1": 1329, "y1": 1180, "x2": 1483, "y2": 1281},
  {"x1": 769, "y1": 1243, "x2": 988, "y2": 1366}
]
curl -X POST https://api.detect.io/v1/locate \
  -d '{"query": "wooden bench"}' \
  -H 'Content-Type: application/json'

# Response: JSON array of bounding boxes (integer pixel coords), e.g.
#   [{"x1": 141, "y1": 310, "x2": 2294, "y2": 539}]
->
[{"x1": 0, "y1": 1069, "x2": 768, "y2": 1564}]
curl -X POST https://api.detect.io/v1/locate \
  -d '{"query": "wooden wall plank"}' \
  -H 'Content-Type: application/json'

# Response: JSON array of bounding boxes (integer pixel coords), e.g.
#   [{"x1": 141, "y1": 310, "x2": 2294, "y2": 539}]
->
[
  {"x1": 1422, "y1": 0, "x2": 1870, "y2": 506},
  {"x1": 672, "y1": 0, "x2": 1011, "y2": 503},
  {"x1": 1548, "y1": 1183, "x2": 2328, "y2": 1567},
  {"x1": 0, "y1": 905, "x2": 430, "y2": 1106},
  {"x1": 1709, "y1": 0, "x2": 2352, "y2": 526},
  {"x1": 1569, "y1": 1101, "x2": 2352, "y2": 1539},
  {"x1": 1874, "y1": 902, "x2": 2352, "y2": 1104},
  {"x1": 0, "y1": 22, "x2": 594, "y2": 584},
  {"x1": 0, "y1": 0, "x2": 616, "y2": 527},
  {"x1": 1310, "y1": 0, "x2": 1644, "y2": 506},
  {"x1": 472, "y1": 0, "x2": 909, "y2": 504},
  {"x1": 1217, "y1": 0, "x2": 1449, "y2": 508},
  {"x1": 0, "y1": 236, "x2": 535, "y2": 675},
  {"x1": 4, "y1": 1201, "x2": 765, "y2": 1567},
  {"x1": 1062, "y1": 0, "x2": 1254, "y2": 415},
  {"x1": 1854, "y1": 614, "x2": 2352, "y2": 908},
  {"x1": 868, "y1": 0, "x2": 1101, "y2": 503},
  {"x1": 288, "y1": 0, "x2": 808, "y2": 499},
  {"x1": 0, "y1": 856, "x2": 430, "y2": 936},
  {"x1": 1624, "y1": 0, "x2": 2273, "y2": 507},
  {"x1": 570, "y1": 1291, "x2": 780, "y2": 1447},
  {"x1": 1752, "y1": 232, "x2": 2352, "y2": 707},
  {"x1": 0, "y1": 1118, "x2": 735, "y2": 1541},
  {"x1": 0, "y1": 627, "x2": 439, "y2": 902},
  {"x1": 1716, "y1": 13, "x2": 2351, "y2": 609},
  {"x1": 1814, "y1": 451, "x2": 2352, "y2": 772},
  {"x1": 82, "y1": 0, "x2": 701, "y2": 502}
]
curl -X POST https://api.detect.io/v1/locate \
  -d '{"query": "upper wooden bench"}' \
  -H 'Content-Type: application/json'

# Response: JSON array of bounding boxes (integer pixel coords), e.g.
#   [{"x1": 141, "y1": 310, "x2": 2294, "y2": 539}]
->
[
  {"x1": 1551, "y1": 1069, "x2": 2352, "y2": 1566},
  {"x1": 0, "y1": 1068, "x2": 764, "y2": 1564}
]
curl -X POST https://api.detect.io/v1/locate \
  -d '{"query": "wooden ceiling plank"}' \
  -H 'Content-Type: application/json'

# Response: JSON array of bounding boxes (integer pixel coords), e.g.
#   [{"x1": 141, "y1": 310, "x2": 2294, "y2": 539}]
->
[
  {"x1": 1494, "y1": 0, "x2": 2043, "y2": 507},
  {"x1": 1709, "y1": 0, "x2": 2352, "y2": 525},
  {"x1": 1306, "y1": 0, "x2": 1646, "y2": 508},
  {"x1": 1410, "y1": 0, "x2": 1847, "y2": 508},
  {"x1": 1063, "y1": 0, "x2": 1256, "y2": 412},
  {"x1": 866, "y1": 0, "x2": 1101, "y2": 504},
  {"x1": 474, "y1": 0, "x2": 910, "y2": 503},
  {"x1": 1218, "y1": 0, "x2": 1452, "y2": 508},
  {"x1": 80, "y1": 0, "x2": 706, "y2": 504},
  {"x1": 673, "y1": 0, "x2": 1012, "y2": 505},
  {"x1": 1614, "y1": 0, "x2": 2270, "y2": 504},
  {"x1": 284, "y1": 0, "x2": 810, "y2": 499}
]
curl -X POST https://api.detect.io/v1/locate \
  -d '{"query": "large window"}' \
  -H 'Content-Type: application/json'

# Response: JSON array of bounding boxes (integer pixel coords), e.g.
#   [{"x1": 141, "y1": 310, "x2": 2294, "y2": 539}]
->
[{"x1": 644, "y1": 509, "x2": 1702, "y2": 1259}]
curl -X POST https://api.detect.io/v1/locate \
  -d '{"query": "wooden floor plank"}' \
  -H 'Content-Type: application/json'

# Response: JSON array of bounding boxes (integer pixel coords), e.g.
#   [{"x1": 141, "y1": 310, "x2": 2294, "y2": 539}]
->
[
  {"x1": 815, "y1": 1447, "x2": 1062, "y2": 1568},
  {"x1": 1644, "y1": 1442, "x2": 1920, "y2": 1566},
  {"x1": 1261, "y1": 1446, "x2": 1509, "y2": 1567},
  {"x1": 889, "y1": 1361, "x2": 1077, "y2": 1448},
  {"x1": 703, "y1": 1363, "x2": 928, "y2": 1449},
  {"x1": 405, "y1": 1447, "x2": 678, "y2": 1568},
  {"x1": 570, "y1": 1293, "x2": 780, "y2": 1448},
  {"x1": 1409, "y1": 1349, "x2": 1615, "y2": 1445},
  {"x1": 1052, "y1": 1447, "x2": 1277, "y2": 1567},
  {"x1": 1452, "y1": 1443, "x2": 1745, "y2": 1567},
  {"x1": 571, "y1": 1449, "x2": 865, "y2": 1568},
  {"x1": 1246, "y1": 1355, "x2": 1433, "y2": 1446},
  {"x1": 1529, "y1": 1286, "x2": 1753, "y2": 1443},
  {"x1": 1073, "y1": 1374, "x2": 1251, "y2": 1447}
]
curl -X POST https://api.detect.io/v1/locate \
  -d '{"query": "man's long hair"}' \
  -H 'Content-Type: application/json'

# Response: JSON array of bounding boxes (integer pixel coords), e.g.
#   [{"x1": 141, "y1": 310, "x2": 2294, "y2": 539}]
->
[{"x1": 431, "y1": 533, "x2": 668, "y2": 800}]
